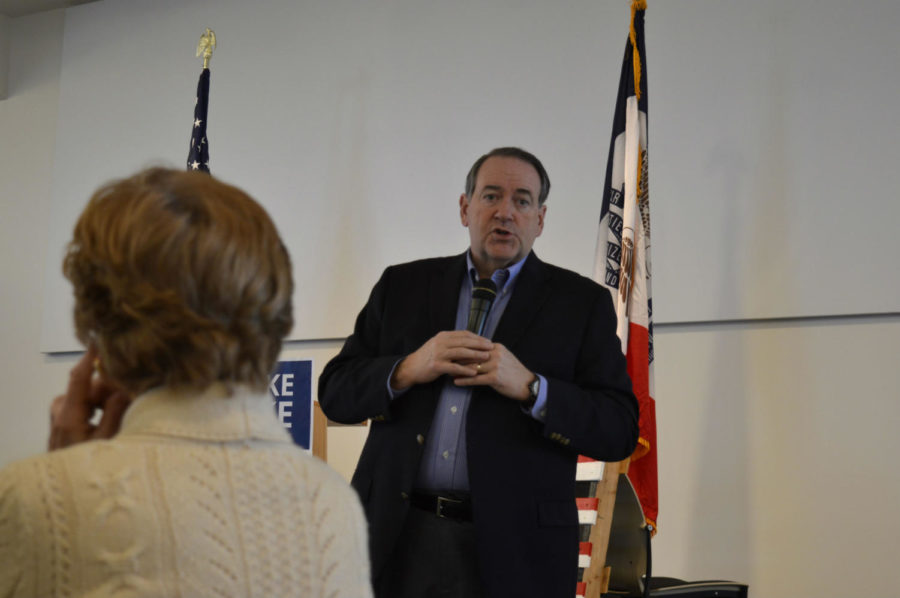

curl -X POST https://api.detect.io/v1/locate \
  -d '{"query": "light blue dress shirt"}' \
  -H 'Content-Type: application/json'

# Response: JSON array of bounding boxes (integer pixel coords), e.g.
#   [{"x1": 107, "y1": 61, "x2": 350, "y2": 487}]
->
[{"x1": 388, "y1": 252, "x2": 548, "y2": 492}]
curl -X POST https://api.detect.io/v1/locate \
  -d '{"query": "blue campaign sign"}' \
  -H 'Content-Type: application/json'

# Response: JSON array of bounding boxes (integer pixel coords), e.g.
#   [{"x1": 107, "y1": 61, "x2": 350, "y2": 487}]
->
[{"x1": 269, "y1": 360, "x2": 313, "y2": 449}]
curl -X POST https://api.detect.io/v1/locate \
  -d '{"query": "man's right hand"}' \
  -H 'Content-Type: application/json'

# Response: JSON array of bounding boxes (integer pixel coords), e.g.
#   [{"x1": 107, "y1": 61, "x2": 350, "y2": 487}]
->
[{"x1": 390, "y1": 330, "x2": 493, "y2": 391}]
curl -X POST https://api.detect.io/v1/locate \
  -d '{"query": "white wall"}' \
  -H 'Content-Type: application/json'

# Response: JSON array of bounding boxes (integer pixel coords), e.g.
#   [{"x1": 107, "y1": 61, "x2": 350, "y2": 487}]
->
[
  {"x1": 0, "y1": 9, "x2": 69, "y2": 466},
  {"x1": 36, "y1": 0, "x2": 900, "y2": 353},
  {"x1": 0, "y1": 14, "x2": 10, "y2": 99},
  {"x1": 2, "y1": 7, "x2": 899, "y2": 598},
  {"x1": 653, "y1": 316, "x2": 900, "y2": 597}
]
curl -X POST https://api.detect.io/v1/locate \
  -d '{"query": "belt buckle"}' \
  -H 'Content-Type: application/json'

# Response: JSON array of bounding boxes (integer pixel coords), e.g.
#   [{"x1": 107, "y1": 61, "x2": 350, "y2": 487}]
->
[{"x1": 435, "y1": 495, "x2": 462, "y2": 519}]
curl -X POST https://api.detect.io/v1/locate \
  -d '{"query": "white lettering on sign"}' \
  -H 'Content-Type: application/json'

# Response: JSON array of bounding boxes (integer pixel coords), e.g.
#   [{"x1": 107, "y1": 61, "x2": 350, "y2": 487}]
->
[
  {"x1": 281, "y1": 373, "x2": 294, "y2": 396},
  {"x1": 270, "y1": 373, "x2": 295, "y2": 396},
  {"x1": 277, "y1": 401, "x2": 293, "y2": 428}
]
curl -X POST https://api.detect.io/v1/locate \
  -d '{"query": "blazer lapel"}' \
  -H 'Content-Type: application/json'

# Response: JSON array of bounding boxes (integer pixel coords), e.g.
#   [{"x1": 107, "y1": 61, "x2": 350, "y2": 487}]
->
[
  {"x1": 428, "y1": 252, "x2": 468, "y2": 334},
  {"x1": 492, "y1": 252, "x2": 554, "y2": 349}
]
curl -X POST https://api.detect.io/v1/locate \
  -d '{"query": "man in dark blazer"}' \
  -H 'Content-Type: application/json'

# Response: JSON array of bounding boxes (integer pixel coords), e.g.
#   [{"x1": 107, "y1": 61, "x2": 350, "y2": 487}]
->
[{"x1": 319, "y1": 147, "x2": 638, "y2": 598}]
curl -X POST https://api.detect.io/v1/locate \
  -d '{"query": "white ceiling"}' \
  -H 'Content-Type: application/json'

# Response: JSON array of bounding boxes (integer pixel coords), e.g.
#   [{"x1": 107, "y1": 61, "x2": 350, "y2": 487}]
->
[{"x1": 0, "y1": 0, "x2": 97, "y2": 18}]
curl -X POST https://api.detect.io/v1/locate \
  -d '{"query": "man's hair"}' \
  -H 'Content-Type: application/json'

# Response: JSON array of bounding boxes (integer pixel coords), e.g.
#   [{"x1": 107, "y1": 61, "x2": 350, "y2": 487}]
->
[
  {"x1": 464, "y1": 147, "x2": 551, "y2": 205},
  {"x1": 63, "y1": 168, "x2": 293, "y2": 395}
]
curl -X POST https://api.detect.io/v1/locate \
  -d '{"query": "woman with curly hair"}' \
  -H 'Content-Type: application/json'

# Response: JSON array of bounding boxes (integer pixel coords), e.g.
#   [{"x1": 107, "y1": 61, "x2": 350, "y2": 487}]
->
[{"x1": 0, "y1": 168, "x2": 372, "y2": 597}]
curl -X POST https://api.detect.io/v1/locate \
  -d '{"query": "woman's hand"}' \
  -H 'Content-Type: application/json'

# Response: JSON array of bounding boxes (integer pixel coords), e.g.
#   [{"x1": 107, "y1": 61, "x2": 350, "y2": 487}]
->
[{"x1": 48, "y1": 345, "x2": 132, "y2": 451}]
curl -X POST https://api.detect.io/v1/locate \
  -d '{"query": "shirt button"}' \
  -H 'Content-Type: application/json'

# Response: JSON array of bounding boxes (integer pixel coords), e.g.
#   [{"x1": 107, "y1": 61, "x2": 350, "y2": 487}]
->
[
  {"x1": 416, "y1": 434, "x2": 425, "y2": 445},
  {"x1": 450, "y1": 406, "x2": 458, "y2": 414},
  {"x1": 442, "y1": 450, "x2": 450, "y2": 460},
  {"x1": 400, "y1": 492, "x2": 409, "y2": 500}
]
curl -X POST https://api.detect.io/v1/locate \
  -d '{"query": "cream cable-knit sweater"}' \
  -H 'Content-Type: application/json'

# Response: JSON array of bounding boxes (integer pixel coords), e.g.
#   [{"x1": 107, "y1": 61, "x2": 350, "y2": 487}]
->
[{"x1": 0, "y1": 384, "x2": 373, "y2": 598}]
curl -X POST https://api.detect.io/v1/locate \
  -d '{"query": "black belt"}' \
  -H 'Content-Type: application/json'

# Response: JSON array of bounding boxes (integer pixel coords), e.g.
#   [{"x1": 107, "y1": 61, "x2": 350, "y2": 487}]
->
[{"x1": 410, "y1": 492, "x2": 473, "y2": 522}]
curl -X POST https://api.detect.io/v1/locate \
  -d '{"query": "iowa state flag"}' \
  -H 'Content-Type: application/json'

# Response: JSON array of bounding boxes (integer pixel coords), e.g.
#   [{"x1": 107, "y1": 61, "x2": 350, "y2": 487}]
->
[{"x1": 594, "y1": 0, "x2": 657, "y2": 530}]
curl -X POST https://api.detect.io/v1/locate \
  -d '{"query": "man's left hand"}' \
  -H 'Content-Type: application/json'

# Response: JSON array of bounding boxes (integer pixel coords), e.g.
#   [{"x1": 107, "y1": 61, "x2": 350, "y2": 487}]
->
[{"x1": 453, "y1": 342, "x2": 532, "y2": 401}]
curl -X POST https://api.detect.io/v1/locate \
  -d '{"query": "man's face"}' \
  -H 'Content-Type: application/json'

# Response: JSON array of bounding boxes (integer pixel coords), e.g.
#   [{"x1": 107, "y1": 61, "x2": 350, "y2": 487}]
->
[{"x1": 460, "y1": 155, "x2": 546, "y2": 278}]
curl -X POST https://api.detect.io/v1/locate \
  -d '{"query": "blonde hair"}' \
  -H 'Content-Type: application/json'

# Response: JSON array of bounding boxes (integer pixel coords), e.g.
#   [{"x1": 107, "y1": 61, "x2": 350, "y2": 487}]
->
[{"x1": 64, "y1": 168, "x2": 293, "y2": 395}]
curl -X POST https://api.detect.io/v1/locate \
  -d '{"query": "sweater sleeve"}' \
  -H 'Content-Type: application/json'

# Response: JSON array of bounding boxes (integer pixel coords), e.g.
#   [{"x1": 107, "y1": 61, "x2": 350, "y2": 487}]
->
[
  {"x1": 311, "y1": 470, "x2": 374, "y2": 598},
  {"x1": 0, "y1": 464, "x2": 32, "y2": 598}
]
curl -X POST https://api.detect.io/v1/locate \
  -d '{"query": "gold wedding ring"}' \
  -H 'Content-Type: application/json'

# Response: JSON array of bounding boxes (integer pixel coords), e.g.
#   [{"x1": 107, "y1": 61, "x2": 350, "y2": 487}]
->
[{"x1": 476, "y1": 363, "x2": 483, "y2": 373}]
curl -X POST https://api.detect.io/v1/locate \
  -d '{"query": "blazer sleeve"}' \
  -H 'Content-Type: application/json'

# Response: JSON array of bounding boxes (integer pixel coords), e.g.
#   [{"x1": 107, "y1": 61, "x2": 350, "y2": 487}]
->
[
  {"x1": 318, "y1": 268, "x2": 404, "y2": 424},
  {"x1": 538, "y1": 286, "x2": 639, "y2": 462}
]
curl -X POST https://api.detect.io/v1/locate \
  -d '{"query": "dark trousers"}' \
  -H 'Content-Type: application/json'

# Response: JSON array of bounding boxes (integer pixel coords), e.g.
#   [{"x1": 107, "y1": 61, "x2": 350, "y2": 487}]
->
[{"x1": 376, "y1": 505, "x2": 486, "y2": 598}]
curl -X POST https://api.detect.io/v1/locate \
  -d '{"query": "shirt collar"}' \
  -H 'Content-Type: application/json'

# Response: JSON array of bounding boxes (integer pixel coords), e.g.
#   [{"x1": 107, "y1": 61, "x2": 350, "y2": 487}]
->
[
  {"x1": 118, "y1": 382, "x2": 292, "y2": 444},
  {"x1": 465, "y1": 251, "x2": 528, "y2": 293}
]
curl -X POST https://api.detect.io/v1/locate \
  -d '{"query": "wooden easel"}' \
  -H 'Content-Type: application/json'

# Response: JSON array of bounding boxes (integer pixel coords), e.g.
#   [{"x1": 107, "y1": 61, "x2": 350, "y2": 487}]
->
[
  {"x1": 311, "y1": 401, "x2": 328, "y2": 460},
  {"x1": 310, "y1": 400, "x2": 368, "y2": 461},
  {"x1": 583, "y1": 457, "x2": 630, "y2": 598}
]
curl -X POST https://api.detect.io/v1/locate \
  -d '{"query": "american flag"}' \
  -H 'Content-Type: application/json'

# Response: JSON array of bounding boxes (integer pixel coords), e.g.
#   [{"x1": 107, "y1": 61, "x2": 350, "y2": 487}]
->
[{"x1": 187, "y1": 68, "x2": 210, "y2": 173}]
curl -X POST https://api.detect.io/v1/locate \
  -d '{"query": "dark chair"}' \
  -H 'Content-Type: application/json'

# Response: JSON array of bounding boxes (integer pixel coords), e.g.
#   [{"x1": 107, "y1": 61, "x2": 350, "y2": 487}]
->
[{"x1": 603, "y1": 474, "x2": 748, "y2": 598}]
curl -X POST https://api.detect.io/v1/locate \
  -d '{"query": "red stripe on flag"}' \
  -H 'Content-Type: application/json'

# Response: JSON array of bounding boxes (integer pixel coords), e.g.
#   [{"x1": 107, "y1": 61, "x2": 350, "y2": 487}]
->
[{"x1": 626, "y1": 321, "x2": 658, "y2": 527}]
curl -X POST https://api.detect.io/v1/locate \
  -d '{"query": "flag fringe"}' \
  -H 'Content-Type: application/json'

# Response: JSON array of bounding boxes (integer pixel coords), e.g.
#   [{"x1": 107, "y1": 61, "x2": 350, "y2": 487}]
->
[
  {"x1": 631, "y1": 436, "x2": 651, "y2": 461},
  {"x1": 630, "y1": 0, "x2": 645, "y2": 101},
  {"x1": 646, "y1": 517, "x2": 657, "y2": 537}
]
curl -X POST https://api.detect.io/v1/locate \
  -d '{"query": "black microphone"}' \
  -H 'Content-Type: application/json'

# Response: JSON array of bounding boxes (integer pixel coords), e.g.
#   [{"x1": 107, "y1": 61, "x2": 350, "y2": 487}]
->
[{"x1": 467, "y1": 278, "x2": 497, "y2": 336}]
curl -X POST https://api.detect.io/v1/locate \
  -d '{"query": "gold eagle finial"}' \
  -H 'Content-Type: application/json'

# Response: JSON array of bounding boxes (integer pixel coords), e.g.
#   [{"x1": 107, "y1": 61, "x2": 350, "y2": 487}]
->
[{"x1": 196, "y1": 28, "x2": 216, "y2": 69}]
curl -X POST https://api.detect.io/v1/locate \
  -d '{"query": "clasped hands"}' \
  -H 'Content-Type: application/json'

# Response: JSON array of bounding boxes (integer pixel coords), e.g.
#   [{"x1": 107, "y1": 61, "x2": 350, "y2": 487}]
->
[
  {"x1": 48, "y1": 345, "x2": 132, "y2": 451},
  {"x1": 390, "y1": 330, "x2": 533, "y2": 402}
]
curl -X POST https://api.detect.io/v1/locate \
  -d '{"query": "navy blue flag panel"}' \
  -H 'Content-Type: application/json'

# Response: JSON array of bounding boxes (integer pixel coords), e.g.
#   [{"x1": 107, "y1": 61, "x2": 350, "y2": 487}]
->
[
  {"x1": 269, "y1": 360, "x2": 313, "y2": 449},
  {"x1": 599, "y1": 8, "x2": 648, "y2": 293},
  {"x1": 187, "y1": 68, "x2": 210, "y2": 173}
]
